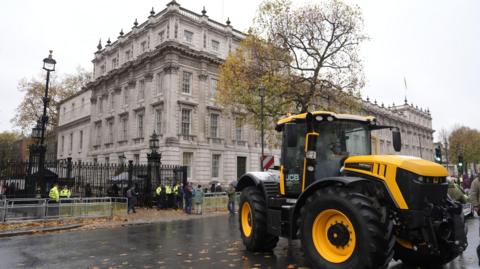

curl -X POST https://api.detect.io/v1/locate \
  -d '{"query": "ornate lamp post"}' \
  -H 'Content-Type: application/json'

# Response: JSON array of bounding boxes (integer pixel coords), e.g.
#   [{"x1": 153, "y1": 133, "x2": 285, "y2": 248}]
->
[
  {"x1": 146, "y1": 131, "x2": 161, "y2": 207},
  {"x1": 259, "y1": 86, "x2": 265, "y2": 171},
  {"x1": 38, "y1": 51, "x2": 56, "y2": 170}
]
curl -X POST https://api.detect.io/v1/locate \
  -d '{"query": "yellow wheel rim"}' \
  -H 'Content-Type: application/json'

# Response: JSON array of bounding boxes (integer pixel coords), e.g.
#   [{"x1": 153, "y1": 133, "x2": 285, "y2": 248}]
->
[
  {"x1": 241, "y1": 202, "x2": 253, "y2": 237},
  {"x1": 312, "y1": 209, "x2": 356, "y2": 263}
]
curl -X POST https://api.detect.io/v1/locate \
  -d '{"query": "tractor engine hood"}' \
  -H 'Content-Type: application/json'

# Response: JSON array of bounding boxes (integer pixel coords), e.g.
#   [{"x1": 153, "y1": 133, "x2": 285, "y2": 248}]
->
[{"x1": 343, "y1": 155, "x2": 448, "y2": 177}]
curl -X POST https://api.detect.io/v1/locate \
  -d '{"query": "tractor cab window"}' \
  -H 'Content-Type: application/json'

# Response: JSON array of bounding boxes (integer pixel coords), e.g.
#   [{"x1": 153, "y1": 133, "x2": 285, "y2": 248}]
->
[
  {"x1": 281, "y1": 123, "x2": 306, "y2": 195},
  {"x1": 314, "y1": 121, "x2": 371, "y2": 179}
]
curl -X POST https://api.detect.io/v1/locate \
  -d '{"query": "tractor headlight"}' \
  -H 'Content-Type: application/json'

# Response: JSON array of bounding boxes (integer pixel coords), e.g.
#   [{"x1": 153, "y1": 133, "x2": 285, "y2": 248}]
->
[{"x1": 307, "y1": 165, "x2": 315, "y2": 172}]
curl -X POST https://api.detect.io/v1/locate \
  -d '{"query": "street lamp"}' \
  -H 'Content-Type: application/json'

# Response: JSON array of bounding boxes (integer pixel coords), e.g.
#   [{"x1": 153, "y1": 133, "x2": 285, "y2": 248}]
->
[
  {"x1": 31, "y1": 123, "x2": 42, "y2": 141},
  {"x1": 146, "y1": 131, "x2": 161, "y2": 207},
  {"x1": 259, "y1": 86, "x2": 265, "y2": 171},
  {"x1": 149, "y1": 131, "x2": 159, "y2": 153},
  {"x1": 43, "y1": 51, "x2": 56, "y2": 71}
]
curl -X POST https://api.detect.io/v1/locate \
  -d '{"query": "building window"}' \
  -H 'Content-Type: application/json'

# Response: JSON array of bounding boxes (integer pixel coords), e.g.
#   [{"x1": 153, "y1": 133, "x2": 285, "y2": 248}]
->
[
  {"x1": 212, "y1": 154, "x2": 221, "y2": 178},
  {"x1": 210, "y1": 79, "x2": 217, "y2": 99},
  {"x1": 138, "y1": 80, "x2": 145, "y2": 100},
  {"x1": 69, "y1": 133, "x2": 73, "y2": 152},
  {"x1": 61, "y1": 136, "x2": 65, "y2": 153},
  {"x1": 158, "y1": 30, "x2": 165, "y2": 43},
  {"x1": 210, "y1": 114, "x2": 218, "y2": 138},
  {"x1": 154, "y1": 108, "x2": 162, "y2": 134},
  {"x1": 107, "y1": 120, "x2": 114, "y2": 144},
  {"x1": 137, "y1": 113, "x2": 144, "y2": 138},
  {"x1": 183, "y1": 152, "x2": 193, "y2": 179},
  {"x1": 184, "y1": 30, "x2": 193, "y2": 43},
  {"x1": 123, "y1": 88, "x2": 129, "y2": 105},
  {"x1": 181, "y1": 108, "x2": 191, "y2": 136},
  {"x1": 112, "y1": 58, "x2": 118, "y2": 69},
  {"x1": 156, "y1": 73, "x2": 164, "y2": 95},
  {"x1": 211, "y1": 40, "x2": 219, "y2": 51},
  {"x1": 182, "y1": 71, "x2": 192, "y2": 94},
  {"x1": 235, "y1": 118, "x2": 243, "y2": 141},
  {"x1": 95, "y1": 122, "x2": 102, "y2": 145},
  {"x1": 121, "y1": 117, "x2": 128, "y2": 141},
  {"x1": 79, "y1": 130, "x2": 83, "y2": 151},
  {"x1": 125, "y1": 50, "x2": 132, "y2": 60},
  {"x1": 110, "y1": 94, "x2": 115, "y2": 110},
  {"x1": 98, "y1": 97, "x2": 103, "y2": 113}
]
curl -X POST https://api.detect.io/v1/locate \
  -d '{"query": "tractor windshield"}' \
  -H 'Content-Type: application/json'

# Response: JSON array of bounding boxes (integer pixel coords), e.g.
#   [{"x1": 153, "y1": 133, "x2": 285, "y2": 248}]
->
[{"x1": 313, "y1": 121, "x2": 371, "y2": 179}]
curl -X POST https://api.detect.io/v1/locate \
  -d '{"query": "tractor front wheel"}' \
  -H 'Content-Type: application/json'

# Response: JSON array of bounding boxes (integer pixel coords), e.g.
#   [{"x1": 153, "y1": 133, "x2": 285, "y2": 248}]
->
[
  {"x1": 299, "y1": 186, "x2": 395, "y2": 269},
  {"x1": 238, "y1": 186, "x2": 279, "y2": 252}
]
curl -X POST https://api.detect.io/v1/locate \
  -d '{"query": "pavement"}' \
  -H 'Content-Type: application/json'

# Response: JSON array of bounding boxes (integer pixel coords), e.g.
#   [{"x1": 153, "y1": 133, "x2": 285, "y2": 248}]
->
[{"x1": 0, "y1": 214, "x2": 478, "y2": 269}]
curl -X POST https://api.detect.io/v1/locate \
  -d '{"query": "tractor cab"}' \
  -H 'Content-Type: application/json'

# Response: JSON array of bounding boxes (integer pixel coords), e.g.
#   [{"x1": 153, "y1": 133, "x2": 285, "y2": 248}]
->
[{"x1": 276, "y1": 111, "x2": 401, "y2": 197}]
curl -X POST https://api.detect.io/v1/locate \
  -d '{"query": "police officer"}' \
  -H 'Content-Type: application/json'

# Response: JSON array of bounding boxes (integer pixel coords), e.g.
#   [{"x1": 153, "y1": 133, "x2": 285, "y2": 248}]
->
[
  {"x1": 59, "y1": 185, "x2": 71, "y2": 199},
  {"x1": 49, "y1": 183, "x2": 60, "y2": 202},
  {"x1": 165, "y1": 184, "x2": 173, "y2": 209}
]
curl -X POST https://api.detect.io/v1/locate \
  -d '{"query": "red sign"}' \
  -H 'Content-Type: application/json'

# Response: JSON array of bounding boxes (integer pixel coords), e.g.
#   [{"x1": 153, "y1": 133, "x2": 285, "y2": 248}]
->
[{"x1": 261, "y1": 155, "x2": 274, "y2": 170}]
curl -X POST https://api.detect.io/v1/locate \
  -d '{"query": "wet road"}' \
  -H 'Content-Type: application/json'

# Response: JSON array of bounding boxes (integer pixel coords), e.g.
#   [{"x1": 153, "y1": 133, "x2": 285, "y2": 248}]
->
[{"x1": 0, "y1": 214, "x2": 478, "y2": 269}]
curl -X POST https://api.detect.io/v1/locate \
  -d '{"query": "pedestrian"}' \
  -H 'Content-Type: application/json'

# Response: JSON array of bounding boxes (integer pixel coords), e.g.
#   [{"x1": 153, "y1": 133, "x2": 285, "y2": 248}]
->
[
  {"x1": 59, "y1": 185, "x2": 71, "y2": 199},
  {"x1": 184, "y1": 182, "x2": 193, "y2": 214},
  {"x1": 193, "y1": 184, "x2": 204, "y2": 215},
  {"x1": 226, "y1": 183, "x2": 236, "y2": 214},
  {"x1": 85, "y1": 183, "x2": 92, "y2": 198},
  {"x1": 448, "y1": 177, "x2": 468, "y2": 204},
  {"x1": 49, "y1": 183, "x2": 60, "y2": 202},
  {"x1": 470, "y1": 176, "x2": 480, "y2": 214},
  {"x1": 210, "y1": 183, "x2": 216, "y2": 193},
  {"x1": 0, "y1": 183, "x2": 6, "y2": 200},
  {"x1": 166, "y1": 184, "x2": 173, "y2": 209},
  {"x1": 178, "y1": 182, "x2": 184, "y2": 210},
  {"x1": 126, "y1": 185, "x2": 138, "y2": 214}
]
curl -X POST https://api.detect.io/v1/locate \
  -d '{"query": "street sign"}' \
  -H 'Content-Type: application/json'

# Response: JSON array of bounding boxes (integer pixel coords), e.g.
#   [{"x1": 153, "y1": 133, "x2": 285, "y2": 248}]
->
[{"x1": 261, "y1": 155, "x2": 274, "y2": 170}]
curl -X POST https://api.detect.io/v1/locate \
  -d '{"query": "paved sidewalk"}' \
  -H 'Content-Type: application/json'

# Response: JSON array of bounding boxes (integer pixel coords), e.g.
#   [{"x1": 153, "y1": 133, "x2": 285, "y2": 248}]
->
[{"x1": 0, "y1": 208, "x2": 229, "y2": 236}]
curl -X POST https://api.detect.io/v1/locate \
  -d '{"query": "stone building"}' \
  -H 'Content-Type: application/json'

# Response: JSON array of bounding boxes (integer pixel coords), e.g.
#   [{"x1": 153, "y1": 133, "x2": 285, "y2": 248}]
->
[
  {"x1": 58, "y1": 1, "x2": 278, "y2": 183},
  {"x1": 57, "y1": 1, "x2": 435, "y2": 184},
  {"x1": 57, "y1": 90, "x2": 91, "y2": 161},
  {"x1": 362, "y1": 97, "x2": 434, "y2": 160}
]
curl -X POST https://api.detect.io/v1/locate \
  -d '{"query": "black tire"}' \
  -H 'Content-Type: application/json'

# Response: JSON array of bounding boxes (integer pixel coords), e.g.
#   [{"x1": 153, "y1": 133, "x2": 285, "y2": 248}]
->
[
  {"x1": 394, "y1": 243, "x2": 459, "y2": 267},
  {"x1": 238, "y1": 186, "x2": 279, "y2": 252},
  {"x1": 299, "y1": 186, "x2": 395, "y2": 269}
]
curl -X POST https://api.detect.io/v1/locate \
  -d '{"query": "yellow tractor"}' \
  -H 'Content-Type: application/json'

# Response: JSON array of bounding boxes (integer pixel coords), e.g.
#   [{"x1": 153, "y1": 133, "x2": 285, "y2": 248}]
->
[{"x1": 236, "y1": 111, "x2": 467, "y2": 269}]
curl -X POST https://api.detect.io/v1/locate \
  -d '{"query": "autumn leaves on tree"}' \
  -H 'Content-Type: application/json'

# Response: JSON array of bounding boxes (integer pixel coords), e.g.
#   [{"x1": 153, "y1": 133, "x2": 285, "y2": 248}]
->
[{"x1": 218, "y1": 0, "x2": 367, "y2": 131}]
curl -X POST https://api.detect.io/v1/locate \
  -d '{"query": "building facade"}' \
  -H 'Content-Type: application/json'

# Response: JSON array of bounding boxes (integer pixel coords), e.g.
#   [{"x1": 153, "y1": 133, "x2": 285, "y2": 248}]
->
[
  {"x1": 362, "y1": 98, "x2": 434, "y2": 160},
  {"x1": 57, "y1": 1, "x2": 435, "y2": 184},
  {"x1": 57, "y1": 90, "x2": 91, "y2": 161}
]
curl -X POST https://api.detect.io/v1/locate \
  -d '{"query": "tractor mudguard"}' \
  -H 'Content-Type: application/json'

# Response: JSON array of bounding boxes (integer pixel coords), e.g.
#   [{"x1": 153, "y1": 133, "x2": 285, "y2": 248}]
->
[{"x1": 236, "y1": 172, "x2": 279, "y2": 200}]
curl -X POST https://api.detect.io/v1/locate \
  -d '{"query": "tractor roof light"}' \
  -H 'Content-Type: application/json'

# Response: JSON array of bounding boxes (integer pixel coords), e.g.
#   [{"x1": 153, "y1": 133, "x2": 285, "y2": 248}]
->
[
  {"x1": 327, "y1": 116, "x2": 334, "y2": 122},
  {"x1": 315, "y1": 115, "x2": 323, "y2": 122}
]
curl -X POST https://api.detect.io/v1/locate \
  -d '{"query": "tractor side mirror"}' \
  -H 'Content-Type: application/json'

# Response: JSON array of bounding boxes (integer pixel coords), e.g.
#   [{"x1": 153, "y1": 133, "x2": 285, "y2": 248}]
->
[
  {"x1": 285, "y1": 123, "x2": 297, "y2": 148},
  {"x1": 392, "y1": 128, "x2": 402, "y2": 152}
]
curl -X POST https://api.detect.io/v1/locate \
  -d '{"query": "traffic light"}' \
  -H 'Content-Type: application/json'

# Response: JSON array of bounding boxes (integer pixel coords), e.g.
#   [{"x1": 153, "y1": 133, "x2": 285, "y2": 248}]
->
[
  {"x1": 458, "y1": 154, "x2": 464, "y2": 174},
  {"x1": 434, "y1": 147, "x2": 442, "y2": 163}
]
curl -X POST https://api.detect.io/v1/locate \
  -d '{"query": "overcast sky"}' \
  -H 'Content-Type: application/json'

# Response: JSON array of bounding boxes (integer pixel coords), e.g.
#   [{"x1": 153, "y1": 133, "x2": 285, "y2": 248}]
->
[{"x1": 1, "y1": 0, "x2": 479, "y2": 140}]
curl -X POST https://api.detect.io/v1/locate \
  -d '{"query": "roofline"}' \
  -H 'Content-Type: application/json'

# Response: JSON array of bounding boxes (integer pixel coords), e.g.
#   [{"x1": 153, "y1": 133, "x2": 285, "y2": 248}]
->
[{"x1": 277, "y1": 111, "x2": 375, "y2": 125}]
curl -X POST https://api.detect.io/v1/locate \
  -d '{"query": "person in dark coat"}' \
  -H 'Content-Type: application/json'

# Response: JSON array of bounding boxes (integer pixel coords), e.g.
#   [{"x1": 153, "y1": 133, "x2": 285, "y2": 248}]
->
[
  {"x1": 184, "y1": 183, "x2": 193, "y2": 214},
  {"x1": 126, "y1": 185, "x2": 139, "y2": 214},
  {"x1": 85, "y1": 183, "x2": 92, "y2": 197}
]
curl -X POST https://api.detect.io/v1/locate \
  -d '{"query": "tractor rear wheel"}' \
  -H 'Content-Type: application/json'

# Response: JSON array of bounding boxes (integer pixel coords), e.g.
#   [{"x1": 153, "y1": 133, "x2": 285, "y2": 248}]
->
[
  {"x1": 299, "y1": 186, "x2": 395, "y2": 269},
  {"x1": 238, "y1": 186, "x2": 279, "y2": 252}
]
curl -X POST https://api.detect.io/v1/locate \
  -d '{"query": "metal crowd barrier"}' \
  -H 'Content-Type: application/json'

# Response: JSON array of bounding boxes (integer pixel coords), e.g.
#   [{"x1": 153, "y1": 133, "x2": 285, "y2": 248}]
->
[
  {"x1": 1, "y1": 197, "x2": 127, "y2": 222},
  {"x1": 194, "y1": 192, "x2": 240, "y2": 213}
]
